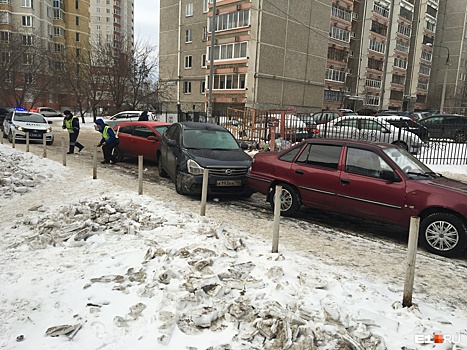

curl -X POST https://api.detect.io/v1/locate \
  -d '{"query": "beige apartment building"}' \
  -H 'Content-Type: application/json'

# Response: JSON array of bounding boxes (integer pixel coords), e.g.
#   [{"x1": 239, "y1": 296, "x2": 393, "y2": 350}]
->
[
  {"x1": 159, "y1": 0, "x2": 331, "y2": 118},
  {"x1": 428, "y1": 0, "x2": 467, "y2": 114}
]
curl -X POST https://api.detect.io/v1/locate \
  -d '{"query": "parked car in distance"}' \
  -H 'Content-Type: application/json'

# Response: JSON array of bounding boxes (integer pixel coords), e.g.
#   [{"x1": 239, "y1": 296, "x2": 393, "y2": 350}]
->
[
  {"x1": 375, "y1": 115, "x2": 429, "y2": 142},
  {"x1": 311, "y1": 110, "x2": 356, "y2": 126},
  {"x1": 246, "y1": 138, "x2": 467, "y2": 258},
  {"x1": 3, "y1": 110, "x2": 54, "y2": 145},
  {"x1": 29, "y1": 107, "x2": 63, "y2": 118},
  {"x1": 112, "y1": 121, "x2": 171, "y2": 162},
  {"x1": 298, "y1": 114, "x2": 318, "y2": 139},
  {"x1": 376, "y1": 110, "x2": 411, "y2": 118},
  {"x1": 157, "y1": 122, "x2": 253, "y2": 196},
  {"x1": 357, "y1": 108, "x2": 378, "y2": 116},
  {"x1": 315, "y1": 115, "x2": 424, "y2": 154},
  {"x1": 418, "y1": 114, "x2": 467, "y2": 142},
  {"x1": 104, "y1": 110, "x2": 154, "y2": 129},
  {"x1": 336, "y1": 109, "x2": 357, "y2": 116},
  {"x1": 0, "y1": 107, "x2": 15, "y2": 130}
]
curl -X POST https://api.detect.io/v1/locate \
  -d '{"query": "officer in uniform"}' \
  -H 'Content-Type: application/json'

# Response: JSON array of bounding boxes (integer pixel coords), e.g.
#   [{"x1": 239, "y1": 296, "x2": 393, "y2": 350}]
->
[
  {"x1": 62, "y1": 110, "x2": 84, "y2": 154},
  {"x1": 94, "y1": 118, "x2": 119, "y2": 164}
]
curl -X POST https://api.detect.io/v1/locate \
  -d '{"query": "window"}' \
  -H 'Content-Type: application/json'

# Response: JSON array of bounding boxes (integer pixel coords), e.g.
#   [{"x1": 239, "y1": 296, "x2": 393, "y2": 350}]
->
[
  {"x1": 75, "y1": 0, "x2": 79, "y2": 9},
  {"x1": 391, "y1": 74, "x2": 405, "y2": 85},
  {"x1": 324, "y1": 89, "x2": 344, "y2": 102},
  {"x1": 207, "y1": 9, "x2": 250, "y2": 32},
  {"x1": 419, "y1": 64, "x2": 431, "y2": 75},
  {"x1": 203, "y1": 0, "x2": 208, "y2": 13},
  {"x1": 207, "y1": 42, "x2": 247, "y2": 61},
  {"x1": 397, "y1": 23, "x2": 411, "y2": 37},
  {"x1": 25, "y1": 73, "x2": 35, "y2": 84},
  {"x1": 1, "y1": 51, "x2": 10, "y2": 63},
  {"x1": 0, "y1": 31, "x2": 11, "y2": 42},
  {"x1": 0, "y1": 0, "x2": 11, "y2": 4},
  {"x1": 418, "y1": 79, "x2": 428, "y2": 89},
  {"x1": 369, "y1": 39, "x2": 386, "y2": 53},
  {"x1": 76, "y1": 48, "x2": 80, "y2": 57},
  {"x1": 394, "y1": 57, "x2": 407, "y2": 69},
  {"x1": 327, "y1": 47, "x2": 348, "y2": 62},
  {"x1": 373, "y1": 3, "x2": 389, "y2": 17},
  {"x1": 22, "y1": 0, "x2": 31, "y2": 7},
  {"x1": 421, "y1": 51, "x2": 432, "y2": 61},
  {"x1": 427, "y1": 5, "x2": 437, "y2": 18},
  {"x1": 346, "y1": 148, "x2": 390, "y2": 178},
  {"x1": 185, "y1": 29, "x2": 192, "y2": 43},
  {"x1": 306, "y1": 144, "x2": 342, "y2": 170},
  {"x1": 368, "y1": 58, "x2": 383, "y2": 71},
  {"x1": 426, "y1": 21, "x2": 436, "y2": 32},
  {"x1": 53, "y1": 9, "x2": 63, "y2": 20},
  {"x1": 76, "y1": 32, "x2": 80, "y2": 41},
  {"x1": 76, "y1": 16, "x2": 80, "y2": 25},
  {"x1": 200, "y1": 81, "x2": 205, "y2": 93},
  {"x1": 184, "y1": 55, "x2": 192, "y2": 68},
  {"x1": 371, "y1": 21, "x2": 387, "y2": 36},
  {"x1": 53, "y1": 26, "x2": 64, "y2": 37},
  {"x1": 365, "y1": 77, "x2": 382, "y2": 88},
  {"x1": 399, "y1": 7, "x2": 413, "y2": 21},
  {"x1": 0, "y1": 11, "x2": 10, "y2": 24},
  {"x1": 329, "y1": 26, "x2": 351, "y2": 42},
  {"x1": 22, "y1": 16, "x2": 33, "y2": 27},
  {"x1": 332, "y1": 4, "x2": 351, "y2": 21},
  {"x1": 202, "y1": 27, "x2": 207, "y2": 41},
  {"x1": 201, "y1": 54, "x2": 206, "y2": 68},
  {"x1": 211, "y1": 74, "x2": 246, "y2": 90},
  {"x1": 396, "y1": 40, "x2": 409, "y2": 53},
  {"x1": 186, "y1": 3, "x2": 193, "y2": 16},
  {"x1": 54, "y1": 43, "x2": 64, "y2": 53},
  {"x1": 183, "y1": 81, "x2": 192, "y2": 93},
  {"x1": 365, "y1": 95, "x2": 380, "y2": 106},
  {"x1": 279, "y1": 146, "x2": 302, "y2": 162},
  {"x1": 22, "y1": 34, "x2": 34, "y2": 46},
  {"x1": 325, "y1": 68, "x2": 346, "y2": 82},
  {"x1": 23, "y1": 53, "x2": 34, "y2": 65}
]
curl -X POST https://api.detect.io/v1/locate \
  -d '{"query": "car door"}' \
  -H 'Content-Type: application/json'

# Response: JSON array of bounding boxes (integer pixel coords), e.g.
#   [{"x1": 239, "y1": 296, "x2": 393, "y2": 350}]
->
[
  {"x1": 116, "y1": 125, "x2": 135, "y2": 157},
  {"x1": 160, "y1": 124, "x2": 181, "y2": 179},
  {"x1": 289, "y1": 143, "x2": 342, "y2": 210},
  {"x1": 336, "y1": 147, "x2": 407, "y2": 224},
  {"x1": 420, "y1": 116, "x2": 442, "y2": 139},
  {"x1": 132, "y1": 125, "x2": 158, "y2": 161}
]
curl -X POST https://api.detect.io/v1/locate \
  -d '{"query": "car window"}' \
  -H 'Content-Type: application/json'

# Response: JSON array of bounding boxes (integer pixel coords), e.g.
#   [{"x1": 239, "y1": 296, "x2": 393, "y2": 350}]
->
[
  {"x1": 133, "y1": 126, "x2": 156, "y2": 138},
  {"x1": 182, "y1": 129, "x2": 239, "y2": 149},
  {"x1": 119, "y1": 126, "x2": 134, "y2": 134},
  {"x1": 154, "y1": 125, "x2": 169, "y2": 135},
  {"x1": 335, "y1": 119, "x2": 358, "y2": 128},
  {"x1": 361, "y1": 120, "x2": 385, "y2": 131},
  {"x1": 165, "y1": 124, "x2": 179, "y2": 141},
  {"x1": 302, "y1": 144, "x2": 341, "y2": 169},
  {"x1": 15, "y1": 113, "x2": 46, "y2": 123},
  {"x1": 278, "y1": 144, "x2": 304, "y2": 162},
  {"x1": 345, "y1": 148, "x2": 391, "y2": 178}
]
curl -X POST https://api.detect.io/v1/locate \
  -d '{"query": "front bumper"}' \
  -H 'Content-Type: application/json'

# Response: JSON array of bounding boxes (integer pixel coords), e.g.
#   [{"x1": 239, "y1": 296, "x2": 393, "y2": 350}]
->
[{"x1": 178, "y1": 172, "x2": 250, "y2": 195}]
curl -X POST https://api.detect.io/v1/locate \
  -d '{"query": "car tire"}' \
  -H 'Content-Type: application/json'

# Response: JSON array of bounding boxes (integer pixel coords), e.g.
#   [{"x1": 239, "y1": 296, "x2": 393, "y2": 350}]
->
[
  {"x1": 419, "y1": 213, "x2": 467, "y2": 258},
  {"x1": 454, "y1": 131, "x2": 466, "y2": 143},
  {"x1": 269, "y1": 183, "x2": 300, "y2": 217},
  {"x1": 112, "y1": 146, "x2": 123, "y2": 162},
  {"x1": 8, "y1": 131, "x2": 13, "y2": 143},
  {"x1": 175, "y1": 169, "x2": 186, "y2": 195},
  {"x1": 158, "y1": 156, "x2": 168, "y2": 178}
]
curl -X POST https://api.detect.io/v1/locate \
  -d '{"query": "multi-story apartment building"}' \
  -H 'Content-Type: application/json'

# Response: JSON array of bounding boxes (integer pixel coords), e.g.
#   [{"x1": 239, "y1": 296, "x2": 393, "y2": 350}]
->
[
  {"x1": 345, "y1": 0, "x2": 438, "y2": 112},
  {"x1": 159, "y1": 0, "x2": 331, "y2": 118},
  {"x1": 428, "y1": 0, "x2": 467, "y2": 114}
]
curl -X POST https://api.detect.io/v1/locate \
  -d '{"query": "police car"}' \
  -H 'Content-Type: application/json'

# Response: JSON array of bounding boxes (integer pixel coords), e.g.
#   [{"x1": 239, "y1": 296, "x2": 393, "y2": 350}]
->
[{"x1": 2, "y1": 108, "x2": 54, "y2": 145}]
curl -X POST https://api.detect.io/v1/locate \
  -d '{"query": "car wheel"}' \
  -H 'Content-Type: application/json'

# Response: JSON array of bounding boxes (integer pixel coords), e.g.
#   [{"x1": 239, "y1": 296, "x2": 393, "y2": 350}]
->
[
  {"x1": 2, "y1": 128, "x2": 6, "y2": 138},
  {"x1": 158, "y1": 156, "x2": 168, "y2": 178},
  {"x1": 112, "y1": 146, "x2": 123, "y2": 162},
  {"x1": 420, "y1": 213, "x2": 467, "y2": 257},
  {"x1": 454, "y1": 131, "x2": 466, "y2": 143},
  {"x1": 175, "y1": 169, "x2": 186, "y2": 195},
  {"x1": 391, "y1": 141, "x2": 408, "y2": 151},
  {"x1": 269, "y1": 183, "x2": 300, "y2": 216},
  {"x1": 8, "y1": 131, "x2": 13, "y2": 143}
]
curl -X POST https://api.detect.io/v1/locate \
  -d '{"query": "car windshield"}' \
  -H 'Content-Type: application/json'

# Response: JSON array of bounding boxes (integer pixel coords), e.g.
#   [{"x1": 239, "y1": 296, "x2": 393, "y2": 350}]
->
[
  {"x1": 15, "y1": 113, "x2": 46, "y2": 123},
  {"x1": 155, "y1": 125, "x2": 169, "y2": 135},
  {"x1": 383, "y1": 147, "x2": 438, "y2": 179},
  {"x1": 183, "y1": 129, "x2": 240, "y2": 150}
]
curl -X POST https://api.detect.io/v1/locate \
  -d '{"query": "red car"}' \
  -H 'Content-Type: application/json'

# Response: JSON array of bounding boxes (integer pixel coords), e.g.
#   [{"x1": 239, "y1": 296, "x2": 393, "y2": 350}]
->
[
  {"x1": 113, "y1": 121, "x2": 171, "y2": 162},
  {"x1": 246, "y1": 139, "x2": 467, "y2": 258}
]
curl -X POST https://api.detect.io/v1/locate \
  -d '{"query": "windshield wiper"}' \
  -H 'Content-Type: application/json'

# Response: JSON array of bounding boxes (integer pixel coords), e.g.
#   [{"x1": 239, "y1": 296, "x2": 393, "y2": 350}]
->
[{"x1": 406, "y1": 171, "x2": 440, "y2": 178}]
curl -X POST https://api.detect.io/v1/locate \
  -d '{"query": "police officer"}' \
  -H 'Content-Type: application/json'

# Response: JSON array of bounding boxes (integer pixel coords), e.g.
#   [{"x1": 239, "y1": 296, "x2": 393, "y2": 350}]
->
[
  {"x1": 94, "y1": 118, "x2": 119, "y2": 164},
  {"x1": 62, "y1": 110, "x2": 84, "y2": 154}
]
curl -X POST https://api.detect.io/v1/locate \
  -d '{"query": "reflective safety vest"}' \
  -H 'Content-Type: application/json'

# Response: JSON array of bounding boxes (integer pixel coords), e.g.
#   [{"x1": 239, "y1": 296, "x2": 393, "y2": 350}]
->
[
  {"x1": 64, "y1": 116, "x2": 78, "y2": 133},
  {"x1": 102, "y1": 125, "x2": 119, "y2": 141}
]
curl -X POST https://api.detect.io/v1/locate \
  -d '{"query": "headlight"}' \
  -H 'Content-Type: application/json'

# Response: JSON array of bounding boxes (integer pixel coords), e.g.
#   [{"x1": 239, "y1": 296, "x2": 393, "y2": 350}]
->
[
  {"x1": 187, "y1": 159, "x2": 204, "y2": 175},
  {"x1": 46, "y1": 128, "x2": 51, "y2": 133},
  {"x1": 17, "y1": 126, "x2": 24, "y2": 131}
]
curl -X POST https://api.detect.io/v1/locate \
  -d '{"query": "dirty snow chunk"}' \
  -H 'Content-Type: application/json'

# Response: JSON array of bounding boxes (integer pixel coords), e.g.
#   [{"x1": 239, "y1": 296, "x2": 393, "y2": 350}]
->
[
  {"x1": 45, "y1": 323, "x2": 81, "y2": 337},
  {"x1": 14, "y1": 186, "x2": 29, "y2": 194},
  {"x1": 191, "y1": 306, "x2": 222, "y2": 327}
]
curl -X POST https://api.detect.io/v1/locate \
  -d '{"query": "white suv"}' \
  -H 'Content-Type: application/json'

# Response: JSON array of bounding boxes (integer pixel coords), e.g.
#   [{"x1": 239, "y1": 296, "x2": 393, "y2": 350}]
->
[
  {"x1": 3, "y1": 110, "x2": 54, "y2": 145},
  {"x1": 29, "y1": 107, "x2": 63, "y2": 118}
]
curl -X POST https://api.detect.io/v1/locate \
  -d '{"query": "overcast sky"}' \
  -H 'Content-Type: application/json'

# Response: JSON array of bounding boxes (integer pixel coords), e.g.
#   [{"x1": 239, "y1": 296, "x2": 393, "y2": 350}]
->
[{"x1": 134, "y1": 0, "x2": 160, "y2": 50}]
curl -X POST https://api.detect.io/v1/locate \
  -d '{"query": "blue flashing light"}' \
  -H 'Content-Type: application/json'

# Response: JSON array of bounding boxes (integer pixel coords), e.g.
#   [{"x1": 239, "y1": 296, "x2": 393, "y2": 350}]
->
[{"x1": 14, "y1": 107, "x2": 27, "y2": 111}]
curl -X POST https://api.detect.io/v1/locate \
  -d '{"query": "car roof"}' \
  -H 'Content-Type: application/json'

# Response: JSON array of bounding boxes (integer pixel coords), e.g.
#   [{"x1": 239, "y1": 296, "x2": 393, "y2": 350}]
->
[
  {"x1": 178, "y1": 122, "x2": 229, "y2": 131},
  {"x1": 299, "y1": 137, "x2": 398, "y2": 151},
  {"x1": 13, "y1": 111, "x2": 45, "y2": 118},
  {"x1": 376, "y1": 115, "x2": 412, "y2": 120},
  {"x1": 114, "y1": 121, "x2": 171, "y2": 128}
]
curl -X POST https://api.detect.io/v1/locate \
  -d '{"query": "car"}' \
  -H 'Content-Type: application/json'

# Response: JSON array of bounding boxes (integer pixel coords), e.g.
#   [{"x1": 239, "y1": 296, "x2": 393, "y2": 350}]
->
[
  {"x1": 311, "y1": 110, "x2": 356, "y2": 126},
  {"x1": 298, "y1": 114, "x2": 318, "y2": 139},
  {"x1": 315, "y1": 115, "x2": 424, "y2": 154},
  {"x1": 112, "y1": 121, "x2": 171, "y2": 162},
  {"x1": 103, "y1": 110, "x2": 154, "y2": 129},
  {"x1": 157, "y1": 122, "x2": 253, "y2": 196},
  {"x1": 374, "y1": 115, "x2": 429, "y2": 142},
  {"x1": 376, "y1": 110, "x2": 411, "y2": 118},
  {"x1": 3, "y1": 109, "x2": 54, "y2": 145},
  {"x1": 357, "y1": 108, "x2": 378, "y2": 116},
  {"x1": 0, "y1": 107, "x2": 15, "y2": 130},
  {"x1": 418, "y1": 114, "x2": 467, "y2": 142},
  {"x1": 29, "y1": 107, "x2": 63, "y2": 118},
  {"x1": 246, "y1": 138, "x2": 467, "y2": 258}
]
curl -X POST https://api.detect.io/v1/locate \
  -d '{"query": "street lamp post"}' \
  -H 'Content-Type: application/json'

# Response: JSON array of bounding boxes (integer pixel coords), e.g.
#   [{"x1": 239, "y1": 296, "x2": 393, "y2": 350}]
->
[{"x1": 428, "y1": 43, "x2": 450, "y2": 114}]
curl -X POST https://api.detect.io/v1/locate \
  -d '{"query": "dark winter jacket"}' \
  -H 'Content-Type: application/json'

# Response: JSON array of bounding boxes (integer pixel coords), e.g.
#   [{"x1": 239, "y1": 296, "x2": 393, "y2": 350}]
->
[
  {"x1": 138, "y1": 111, "x2": 149, "y2": 121},
  {"x1": 95, "y1": 119, "x2": 119, "y2": 145},
  {"x1": 62, "y1": 115, "x2": 80, "y2": 133}
]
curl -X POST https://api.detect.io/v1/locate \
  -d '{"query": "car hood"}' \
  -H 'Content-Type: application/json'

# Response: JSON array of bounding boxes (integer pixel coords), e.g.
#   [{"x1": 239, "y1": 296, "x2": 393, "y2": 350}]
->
[
  {"x1": 13, "y1": 121, "x2": 50, "y2": 130},
  {"x1": 185, "y1": 148, "x2": 252, "y2": 167},
  {"x1": 426, "y1": 176, "x2": 467, "y2": 194}
]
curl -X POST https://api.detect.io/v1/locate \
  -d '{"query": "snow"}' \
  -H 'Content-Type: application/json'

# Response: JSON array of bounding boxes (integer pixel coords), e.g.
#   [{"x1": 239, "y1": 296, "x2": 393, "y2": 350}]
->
[{"x1": 1, "y1": 134, "x2": 467, "y2": 349}]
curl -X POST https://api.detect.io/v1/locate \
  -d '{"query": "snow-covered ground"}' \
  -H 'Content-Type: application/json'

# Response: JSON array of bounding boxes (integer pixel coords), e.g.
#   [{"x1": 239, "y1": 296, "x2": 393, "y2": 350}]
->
[{"x1": 1, "y1": 136, "x2": 467, "y2": 349}]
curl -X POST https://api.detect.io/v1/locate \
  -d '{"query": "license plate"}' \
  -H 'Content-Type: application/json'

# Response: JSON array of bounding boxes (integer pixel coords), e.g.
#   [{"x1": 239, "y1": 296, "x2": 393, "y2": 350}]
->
[
  {"x1": 30, "y1": 133, "x2": 41, "y2": 138},
  {"x1": 217, "y1": 180, "x2": 241, "y2": 186}
]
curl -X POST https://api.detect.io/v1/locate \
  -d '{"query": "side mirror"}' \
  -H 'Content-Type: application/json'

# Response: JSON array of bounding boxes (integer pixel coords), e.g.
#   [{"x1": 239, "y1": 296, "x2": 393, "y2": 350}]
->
[
  {"x1": 166, "y1": 139, "x2": 177, "y2": 146},
  {"x1": 380, "y1": 169, "x2": 401, "y2": 182},
  {"x1": 48, "y1": 120, "x2": 53, "y2": 124},
  {"x1": 148, "y1": 135, "x2": 158, "y2": 141}
]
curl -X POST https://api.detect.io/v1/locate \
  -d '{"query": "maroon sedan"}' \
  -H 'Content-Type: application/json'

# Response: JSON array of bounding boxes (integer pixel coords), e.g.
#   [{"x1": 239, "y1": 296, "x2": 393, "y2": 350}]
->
[
  {"x1": 246, "y1": 139, "x2": 467, "y2": 258},
  {"x1": 113, "y1": 121, "x2": 171, "y2": 162}
]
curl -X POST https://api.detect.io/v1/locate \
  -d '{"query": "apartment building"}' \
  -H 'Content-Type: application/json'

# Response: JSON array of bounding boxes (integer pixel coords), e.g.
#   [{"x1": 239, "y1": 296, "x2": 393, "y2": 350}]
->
[
  {"x1": 159, "y1": 0, "x2": 331, "y2": 118},
  {"x1": 344, "y1": 0, "x2": 438, "y2": 112},
  {"x1": 428, "y1": 0, "x2": 467, "y2": 114}
]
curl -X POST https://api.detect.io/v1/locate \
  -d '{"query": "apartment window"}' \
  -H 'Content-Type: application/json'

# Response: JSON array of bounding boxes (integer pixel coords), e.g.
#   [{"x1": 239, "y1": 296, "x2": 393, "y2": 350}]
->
[
  {"x1": 371, "y1": 21, "x2": 387, "y2": 36},
  {"x1": 419, "y1": 64, "x2": 431, "y2": 75},
  {"x1": 400, "y1": 7, "x2": 413, "y2": 21},
  {"x1": 418, "y1": 79, "x2": 428, "y2": 89},
  {"x1": 425, "y1": 21, "x2": 435, "y2": 32},
  {"x1": 97, "y1": 16, "x2": 101, "y2": 22},
  {"x1": 76, "y1": 32, "x2": 80, "y2": 41},
  {"x1": 207, "y1": 42, "x2": 247, "y2": 61},
  {"x1": 22, "y1": 0, "x2": 32, "y2": 7},
  {"x1": 76, "y1": 48, "x2": 80, "y2": 57},
  {"x1": 396, "y1": 39, "x2": 409, "y2": 53},
  {"x1": 5, "y1": 71, "x2": 11, "y2": 82},
  {"x1": 22, "y1": 16, "x2": 33, "y2": 27},
  {"x1": 54, "y1": 43, "x2": 64, "y2": 53},
  {"x1": 96, "y1": 8, "x2": 100, "y2": 13},
  {"x1": 208, "y1": 9, "x2": 250, "y2": 32},
  {"x1": 0, "y1": 11, "x2": 10, "y2": 24},
  {"x1": 22, "y1": 34, "x2": 34, "y2": 46},
  {"x1": 202, "y1": 27, "x2": 207, "y2": 41},
  {"x1": 54, "y1": 9, "x2": 63, "y2": 20},
  {"x1": 106, "y1": 17, "x2": 110, "y2": 22},
  {"x1": 369, "y1": 39, "x2": 386, "y2": 53},
  {"x1": 422, "y1": 35, "x2": 433, "y2": 45},
  {"x1": 421, "y1": 51, "x2": 432, "y2": 61},
  {"x1": 368, "y1": 58, "x2": 383, "y2": 71},
  {"x1": 394, "y1": 57, "x2": 407, "y2": 69},
  {"x1": 1, "y1": 51, "x2": 10, "y2": 63},
  {"x1": 201, "y1": 54, "x2": 206, "y2": 68},
  {"x1": 184, "y1": 55, "x2": 192, "y2": 68},
  {"x1": 391, "y1": 74, "x2": 405, "y2": 85},
  {"x1": 365, "y1": 95, "x2": 380, "y2": 106},
  {"x1": 200, "y1": 81, "x2": 206, "y2": 93},
  {"x1": 0, "y1": 0, "x2": 11, "y2": 4},
  {"x1": 76, "y1": 16, "x2": 80, "y2": 25},
  {"x1": 427, "y1": 5, "x2": 437, "y2": 18},
  {"x1": 75, "y1": 0, "x2": 79, "y2": 9},
  {"x1": 325, "y1": 68, "x2": 346, "y2": 82},
  {"x1": 185, "y1": 29, "x2": 192, "y2": 43},
  {"x1": 324, "y1": 89, "x2": 343, "y2": 102},
  {"x1": 212, "y1": 74, "x2": 246, "y2": 89},
  {"x1": 97, "y1": 25, "x2": 101, "y2": 30},
  {"x1": 332, "y1": 3, "x2": 351, "y2": 21},
  {"x1": 0, "y1": 31, "x2": 11, "y2": 42},
  {"x1": 107, "y1": 9, "x2": 110, "y2": 13},
  {"x1": 397, "y1": 23, "x2": 411, "y2": 37},
  {"x1": 186, "y1": 3, "x2": 193, "y2": 17},
  {"x1": 25, "y1": 73, "x2": 35, "y2": 84},
  {"x1": 23, "y1": 53, "x2": 34, "y2": 65},
  {"x1": 327, "y1": 47, "x2": 348, "y2": 62},
  {"x1": 365, "y1": 77, "x2": 382, "y2": 88},
  {"x1": 96, "y1": 0, "x2": 100, "y2": 3},
  {"x1": 183, "y1": 81, "x2": 192, "y2": 93},
  {"x1": 203, "y1": 0, "x2": 208, "y2": 13},
  {"x1": 53, "y1": 26, "x2": 64, "y2": 37},
  {"x1": 459, "y1": 73, "x2": 466, "y2": 82},
  {"x1": 373, "y1": 3, "x2": 389, "y2": 17},
  {"x1": 329, "y1": 26, "x2": 351, "y2": 42}
]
